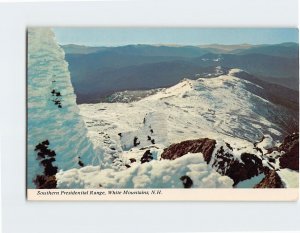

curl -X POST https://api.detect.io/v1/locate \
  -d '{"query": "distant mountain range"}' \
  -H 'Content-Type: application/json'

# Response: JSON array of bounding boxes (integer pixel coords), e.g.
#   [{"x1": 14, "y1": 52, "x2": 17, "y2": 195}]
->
[
  {"x1": 63, "y1": 42, "x2": 298, "y2": 57},
  {"x1": 61, "y1": 42, "x2": 299, "y2": 104}
]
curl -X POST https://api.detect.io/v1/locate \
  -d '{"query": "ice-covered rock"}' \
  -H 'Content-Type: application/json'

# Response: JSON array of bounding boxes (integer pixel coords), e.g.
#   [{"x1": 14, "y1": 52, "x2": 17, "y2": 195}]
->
[{"x1": 27, "y1": 28, "x2": 98, "y2": 188}]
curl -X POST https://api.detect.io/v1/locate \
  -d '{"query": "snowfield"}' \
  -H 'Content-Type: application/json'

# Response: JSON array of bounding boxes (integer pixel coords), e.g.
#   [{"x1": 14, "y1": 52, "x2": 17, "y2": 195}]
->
[
  {"x1": 56, "y1": 153, "x2": 234, "y2": 188},
  {"x1": 79, "y1": 68, "x2": 286, "y2": 151}
]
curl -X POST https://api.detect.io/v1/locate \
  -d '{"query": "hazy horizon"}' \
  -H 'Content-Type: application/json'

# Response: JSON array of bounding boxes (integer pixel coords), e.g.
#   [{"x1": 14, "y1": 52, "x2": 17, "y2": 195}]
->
[
  {"x1": 53, "y1": 28, "x2": 298, "y2": 47},
  {"x1": 59, "y1": 41, "x2": 299, "y2": 47}
]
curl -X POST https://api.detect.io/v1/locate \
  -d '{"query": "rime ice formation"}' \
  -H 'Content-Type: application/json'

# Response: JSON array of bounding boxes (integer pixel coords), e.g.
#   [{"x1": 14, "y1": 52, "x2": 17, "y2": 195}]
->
[{"x1": 27, "y1": 28, "x2": 98, "y2": 188}]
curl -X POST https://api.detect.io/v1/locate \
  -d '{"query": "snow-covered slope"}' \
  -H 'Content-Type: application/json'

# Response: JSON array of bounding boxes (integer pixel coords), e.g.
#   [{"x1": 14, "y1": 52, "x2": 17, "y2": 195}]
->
[
  {"x1": 277, "y1": 169, "x2": 299, "y2": 188},
  {"x1": 53, "y1": 68, "x2": 298, "y2": 189},
  {"x1": 79, "y1": 68, "x2": 288, "y2": 149},
  {"x1": 120, "y1": 111, "x2": 168, "y2": 150},
  {"x1": 27, "y1": 28, "x2": 99, "y2": 188}
]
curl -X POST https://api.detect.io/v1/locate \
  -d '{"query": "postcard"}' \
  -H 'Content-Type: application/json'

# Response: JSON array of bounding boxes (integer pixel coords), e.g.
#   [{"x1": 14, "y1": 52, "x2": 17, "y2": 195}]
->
[{"x1": 26, "y1": 27, "x2": 299, "y2": 201}]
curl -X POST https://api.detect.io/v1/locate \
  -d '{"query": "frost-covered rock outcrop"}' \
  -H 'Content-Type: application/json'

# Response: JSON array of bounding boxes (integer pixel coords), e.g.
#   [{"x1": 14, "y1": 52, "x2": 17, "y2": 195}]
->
[
  {"x1": 161, "y1": 138, "x2": 265, "y2": 185},
  {"x1": 160, "y1": 132, "x2": 299, "y2": 188},
  {"x1": 27, "y1": 28, "x2": 98, "y2": 188}
]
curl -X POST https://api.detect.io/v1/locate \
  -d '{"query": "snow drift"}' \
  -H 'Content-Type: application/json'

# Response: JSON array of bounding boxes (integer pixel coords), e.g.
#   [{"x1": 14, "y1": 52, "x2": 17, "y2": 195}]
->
[{"x1": 56, "y1": 153, "x2": 234, "y2": 188}]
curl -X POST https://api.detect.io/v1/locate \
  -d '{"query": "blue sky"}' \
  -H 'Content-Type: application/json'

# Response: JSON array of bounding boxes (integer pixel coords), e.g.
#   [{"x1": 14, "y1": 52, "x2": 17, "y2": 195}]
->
[{"x1": 53, "y1": 28, "x2": 298, "y2": 46}]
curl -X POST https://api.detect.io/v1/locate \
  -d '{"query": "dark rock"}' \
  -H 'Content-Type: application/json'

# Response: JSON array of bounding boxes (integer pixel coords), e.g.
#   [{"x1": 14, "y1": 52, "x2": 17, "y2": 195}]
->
[
  {"x1": 161, "y1": 138, "x2": 216, "y2": 163},
  {"x1": 161, "y1": 138, "x2": 266, "y2": 185},
  {"x1": 125, "y1": 164, "x2": 131, "y2": 168},
  {"x1": 141, "y1": 156, "x2": 153, "y2": 164},
  {"x1": 34, "y1": 140, "x2": 58, "y2": 188},
  {"x1": 151, "y1": 139, "x2": 155, "y2": 144},
  {"x1": 42, "y1": 163, "x2": 58, "y2": 177},
  {"x1": 225, "y1": 142, "x2": 233, "y2": 150},
  {"x1": 254, "y1": 147, "x2": 263, "y2": 155},
  {"x1": 133, "y1": 136, "x2": 140, "y2": 147},
  {"x1": 42, "y1": 140, "x2": 49, "y2": 145},
  {"x1": 279, "y1": 133, "x2": 299, "y2": 171},
  {"x1": 129, "y1": 158, "x2": 136, "y2": 163},
  {"x1": 268, "y1": 157, "x2": 275, "y2": 163},
  {"x1": 48, "y1": 150, "x2": 56, "y2": 157},
  {"x1": 33, "y1": 175, "x2": 46, "y2": 187},
  {"x1": 78, "y1": 160, "x2": 84, "y2": 167},
  {"x1": 54, "y1": 100, "x2": 60, "y2": 105},
  {"x1": 240, "y1": 153, "x2": 264, "y2": 177},
  {"x1": 40, "y1": 157, "x2": 55, "y2": 166},
  {"x1": 212, "y1": 149, "x2": 264, "y2": 185},
  {"x1": 34, "y1": 143, "x2": 44, "y2": 151},
  {"x1": 35, "y1": 142, "x2": 56, "y2": 159},
  {"x1": 279, "y1": 133, "x2": 299, "y2": 152},
  {"x1": 140, "y1": 150, "x2": 153, "y2": 164},
  {"x1": 254, "y1": 170, "x2": 284, "y2": 188},
  {"x1": 37, "y1": 151, "x2": 45, "y2": 159},
  {"x1": 34, "y1": 175, "x2": 57, "y2": 189},
  {"x1": 180, "y1": 175, "x2": 193, "y2": 188}
]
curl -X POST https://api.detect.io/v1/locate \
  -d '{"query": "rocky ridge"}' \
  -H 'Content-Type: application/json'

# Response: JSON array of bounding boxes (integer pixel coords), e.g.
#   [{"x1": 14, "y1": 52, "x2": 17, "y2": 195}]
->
[{"x1": 161, "y1": 133, "x2": 299, "y2": 188}]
